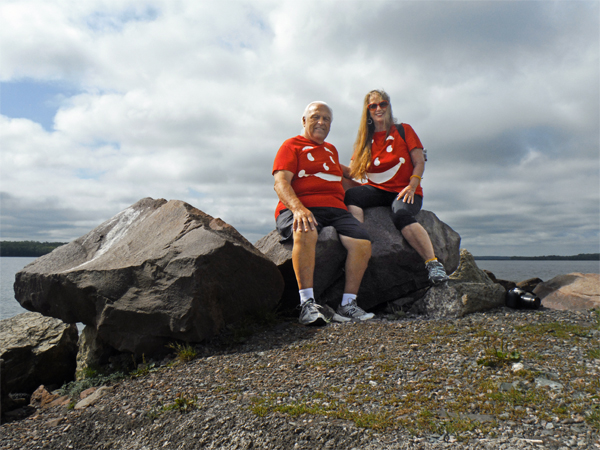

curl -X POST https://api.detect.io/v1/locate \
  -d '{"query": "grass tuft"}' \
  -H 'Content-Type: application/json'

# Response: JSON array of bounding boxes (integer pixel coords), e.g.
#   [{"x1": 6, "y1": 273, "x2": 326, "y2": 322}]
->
[
  {"x1": 476, "y1": 336, "x2": 521, "y2": 367},
  {"x1": 167, "y1": 342, "x2": 198, "y2": 363}
]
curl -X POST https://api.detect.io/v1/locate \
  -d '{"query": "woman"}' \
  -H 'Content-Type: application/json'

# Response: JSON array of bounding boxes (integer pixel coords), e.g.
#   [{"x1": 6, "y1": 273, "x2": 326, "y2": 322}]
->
[{"x1": 343, "y1": 89, "x2": 449, "y2": 284}]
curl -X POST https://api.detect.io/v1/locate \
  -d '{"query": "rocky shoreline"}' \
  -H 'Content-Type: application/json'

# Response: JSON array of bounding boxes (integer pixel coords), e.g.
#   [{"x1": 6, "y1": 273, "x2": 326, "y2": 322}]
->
[{"x1": 2, "y1": 307, "x2": 598, "y2": 450}]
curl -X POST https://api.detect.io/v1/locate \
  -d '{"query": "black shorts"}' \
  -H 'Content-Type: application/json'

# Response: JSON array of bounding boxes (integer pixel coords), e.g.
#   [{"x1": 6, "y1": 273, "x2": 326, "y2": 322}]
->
[
  {"x1": 276, "y1": 207, "x2": 371, "y2": 243},
  {"x1": 344, "y1": 185, "x2": 422, "y2": 230}
]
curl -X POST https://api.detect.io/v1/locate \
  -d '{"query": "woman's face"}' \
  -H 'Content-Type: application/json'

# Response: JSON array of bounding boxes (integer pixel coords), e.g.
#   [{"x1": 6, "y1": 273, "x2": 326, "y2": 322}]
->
[{"x1": 368, "y1": 94, "x2": 390, "y2": 130}]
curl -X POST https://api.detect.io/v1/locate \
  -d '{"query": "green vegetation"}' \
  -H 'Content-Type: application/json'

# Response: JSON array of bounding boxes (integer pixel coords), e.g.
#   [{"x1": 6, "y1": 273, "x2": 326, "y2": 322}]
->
[
  {"x1": 163, "y1": 393, "x2": 198, "y2": 413},
  {"x1": 147, "y1": 393, "x2": 199, "y2": 419},
  {"x1": 129, "y1": 354, "x2": 160, "y2": 378},
  {"x1": 0, "y1": 240, "x2": 67, "y2": 256},
  {"x1": 58, "y1": 370, "x2": 127, "y2": 402},
  {"x1": 476, "y1": 336, "x2": 521, "y2": 367},
  {"x1": 247, "y1": 319, "x2": 600, "y2": 439},
  {"x1": 514, "y1": 321, "x2": 596, "y2": 340},
  {"x1": 167, "y1": 342, "x2": 198, "y2": 363}
]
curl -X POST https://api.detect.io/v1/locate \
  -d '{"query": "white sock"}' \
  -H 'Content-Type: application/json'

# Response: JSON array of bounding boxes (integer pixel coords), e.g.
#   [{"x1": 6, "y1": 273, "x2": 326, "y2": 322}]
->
[
  {"x1": 299, "y1": 288, "x2": 314, "y2": 304},
  {"x1": 341, "y1": 293, "x2": 356, "y2": 306}
]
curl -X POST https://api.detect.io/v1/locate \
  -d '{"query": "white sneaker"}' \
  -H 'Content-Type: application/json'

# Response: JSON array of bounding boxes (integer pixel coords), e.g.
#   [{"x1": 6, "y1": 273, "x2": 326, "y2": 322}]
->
[{"x1": 336, "y1": 299, "x2": 374, "y2": 321}]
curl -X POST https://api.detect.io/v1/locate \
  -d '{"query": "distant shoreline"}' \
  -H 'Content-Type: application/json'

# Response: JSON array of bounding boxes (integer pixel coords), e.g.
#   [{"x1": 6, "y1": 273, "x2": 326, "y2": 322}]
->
[
  {"x1": 0, "y1": 241, "x2": 67, "y2": 257},
  {"x1": 1, "y1": 241, "x2": 598, "y2": 261},
  {"x1": 474, "y1": 254, "x2": 599, "y2": 261}
]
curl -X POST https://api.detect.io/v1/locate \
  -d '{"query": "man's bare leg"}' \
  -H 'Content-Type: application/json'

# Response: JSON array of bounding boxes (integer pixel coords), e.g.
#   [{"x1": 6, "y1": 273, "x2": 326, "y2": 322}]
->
[
  {"x1": 347, "y1": 205, "x2": 365, "y2": 223},
  {"x1": 337, "y1": 235, "x2": 374, "y2": 320},
  {"x1": 339, "y1": 235, "x2": 371, "y2": 294},
  {"x1": 291, "y1": 228, "x2": 318, "y2": 289}
]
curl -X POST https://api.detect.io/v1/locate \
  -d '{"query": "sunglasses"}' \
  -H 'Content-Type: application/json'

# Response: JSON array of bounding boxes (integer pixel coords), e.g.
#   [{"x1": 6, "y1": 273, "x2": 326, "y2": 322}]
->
[{"x1": 367, "y1": 101, "x2": 389, "y2": 111}]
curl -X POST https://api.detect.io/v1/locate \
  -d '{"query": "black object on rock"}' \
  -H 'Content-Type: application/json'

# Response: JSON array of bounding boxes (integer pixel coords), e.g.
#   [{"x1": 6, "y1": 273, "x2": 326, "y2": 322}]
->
[{"x1": 506, "y1": 287, "x2": 541, "y2": 310}]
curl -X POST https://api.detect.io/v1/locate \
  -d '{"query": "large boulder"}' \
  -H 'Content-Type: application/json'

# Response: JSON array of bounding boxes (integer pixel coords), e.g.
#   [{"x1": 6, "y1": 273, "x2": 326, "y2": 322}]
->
[
  {"x1": 14, "y1": 198, "x2": 284, "y2": 357},
  {"x1": 533, "y1": 273, "x2": 600, "y2": 311},
  {"x1": 256, "y1": 207, "x2": 460, "y2": 311},
  {"x1": 0, "y1": 312, "x2": 78, "y2": 408},
  {"x1": 412, "y1": 249, "x2": 506, "y2": 317}
]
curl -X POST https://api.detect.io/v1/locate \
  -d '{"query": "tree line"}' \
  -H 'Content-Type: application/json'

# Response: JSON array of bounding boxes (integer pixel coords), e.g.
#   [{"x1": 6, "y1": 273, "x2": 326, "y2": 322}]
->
[
  {"x1": 475, "y1": 253, "x2": 599, "y2": 261},
  {"x1": 0, "y1": 241, "x2": 67, "y2": 257},
  {"x1": 510, "y1": 253, "x2": 599, "y2": 261},
  {"x1": 2, "y1": 241, "x2": 598, "y2": 261}
]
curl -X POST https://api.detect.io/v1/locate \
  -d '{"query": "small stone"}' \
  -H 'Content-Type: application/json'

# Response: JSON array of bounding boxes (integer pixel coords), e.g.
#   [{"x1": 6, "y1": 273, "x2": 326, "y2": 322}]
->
[
  {"x1": 511, "y1": 362, "x2": 524, "y2": 372},
  {"x1": 46, "y1": 417, "x2": 65, "y2": 427},
  {"x1": 79, "y1": 387, "x2": 97, "y2": 400},
  {"x1": 535, "y1": 377, "x2": 564, "y2": 390}
]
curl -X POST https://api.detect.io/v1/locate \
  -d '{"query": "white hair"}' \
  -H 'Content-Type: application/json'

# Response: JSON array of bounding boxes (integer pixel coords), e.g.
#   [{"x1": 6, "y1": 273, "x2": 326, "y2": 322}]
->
[{"x1": 301, "y1": 101, "x2": 333, "y2": 127}]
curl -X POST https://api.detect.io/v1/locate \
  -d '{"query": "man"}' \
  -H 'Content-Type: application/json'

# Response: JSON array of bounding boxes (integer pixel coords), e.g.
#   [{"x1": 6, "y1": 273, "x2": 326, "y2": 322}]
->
[{"x1": 272, "y1": 101, "x2": 373, "y2": 325}]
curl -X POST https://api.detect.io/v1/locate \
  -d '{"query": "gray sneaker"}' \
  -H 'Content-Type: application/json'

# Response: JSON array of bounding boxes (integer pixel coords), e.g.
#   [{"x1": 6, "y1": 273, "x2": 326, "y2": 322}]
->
[
  {"x1": 322, "y1": 304, "x2": 351, "y2": 323},
  {"x1": 298, "y1": 299, "x2": 330, "y2": 326},
  {"x1": 337, "y1": 299, "x2": 375, "y2": 321},
  {"x1": 426, "y1": 259, "x2": 449, "y2": 284}
]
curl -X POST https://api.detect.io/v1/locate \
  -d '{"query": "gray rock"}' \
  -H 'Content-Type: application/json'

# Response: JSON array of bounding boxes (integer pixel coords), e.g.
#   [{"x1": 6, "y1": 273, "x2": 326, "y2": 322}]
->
[
  {"x1": 412, "y1": 281, "x2": 506, "y2": 318},
  {"x1": 14, "y1": 198, "x2": 284, "y2": 357},
  {"x1": 449, "y1": 249, "x2": 493, "y2": 283},
  {"x1": 256, "y1": 207, "x2": 460, "y2": 311},
  {"x1": 413, "y1": 249, "x2": 506, "y2": 317},
  {"x1": 0, "y1": 312, "x2": 78, "y2": 401},
  {"x1": 535, "y1": 377, "x2": 564, "y2": 390}
]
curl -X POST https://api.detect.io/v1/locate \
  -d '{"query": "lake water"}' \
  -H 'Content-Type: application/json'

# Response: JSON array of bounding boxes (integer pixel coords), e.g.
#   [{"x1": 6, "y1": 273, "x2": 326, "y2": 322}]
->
[
  {"x1": 475, "y1": 259, "x2": 600, "y2": 283},
  {"x1": 1, "y1": 257, "x2": 599, "y2": 321},
  {"x1": 1, "y1": 257, "x2": 36, "y2": 320}
]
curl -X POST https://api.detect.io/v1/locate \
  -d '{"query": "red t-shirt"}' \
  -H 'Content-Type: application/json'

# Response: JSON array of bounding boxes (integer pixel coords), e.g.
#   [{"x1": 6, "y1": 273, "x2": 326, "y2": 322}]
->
[
  {"x1": 272, "y1": 135, "x2": 347, "y2": 218},
  {"x1": 365, "y1": 124, "x2": 424, "y2": 197}
]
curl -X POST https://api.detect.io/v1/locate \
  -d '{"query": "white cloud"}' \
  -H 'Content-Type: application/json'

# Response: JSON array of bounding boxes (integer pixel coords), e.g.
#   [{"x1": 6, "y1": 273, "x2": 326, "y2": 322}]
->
[{"x1": 0, "y1": 0, "x2": 598, "y2": 256}]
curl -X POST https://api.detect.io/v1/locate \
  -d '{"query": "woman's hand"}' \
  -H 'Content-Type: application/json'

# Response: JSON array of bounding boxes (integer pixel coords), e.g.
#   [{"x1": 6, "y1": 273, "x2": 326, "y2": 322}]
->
[{"x1": 397, "y1": 185, "x2": 417, "y2": 204}]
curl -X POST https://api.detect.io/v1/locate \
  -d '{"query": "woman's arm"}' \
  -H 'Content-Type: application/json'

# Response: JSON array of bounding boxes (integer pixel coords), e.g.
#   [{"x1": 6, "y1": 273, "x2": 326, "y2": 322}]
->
[
  {"x1": 340, "y1": 163, "x2": 352, "y2": 179},
  {"x1": 396, "y1": 148, "x2": 425, "y2": 203},
  {"x1": 340, "y1": 162, "x2": 362, "y2": 190}
]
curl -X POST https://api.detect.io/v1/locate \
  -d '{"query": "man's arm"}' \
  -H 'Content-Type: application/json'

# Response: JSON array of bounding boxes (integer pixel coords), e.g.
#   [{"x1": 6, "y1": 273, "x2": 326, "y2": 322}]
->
[{"x1": 273, "y1": 170, "x2": 318, "y2": 232}]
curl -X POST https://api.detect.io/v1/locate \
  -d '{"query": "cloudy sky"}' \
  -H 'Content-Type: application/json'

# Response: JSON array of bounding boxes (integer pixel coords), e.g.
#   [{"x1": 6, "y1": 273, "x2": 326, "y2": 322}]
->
[{"x1": 1, "y1": 0, "x2": 598, "y2": 257}]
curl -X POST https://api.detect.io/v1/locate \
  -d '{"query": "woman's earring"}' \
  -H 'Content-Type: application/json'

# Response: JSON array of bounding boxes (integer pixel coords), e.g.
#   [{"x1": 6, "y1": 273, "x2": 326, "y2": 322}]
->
[{"x1": 367, "y1": 118, "x2": 373, "y2": 125}]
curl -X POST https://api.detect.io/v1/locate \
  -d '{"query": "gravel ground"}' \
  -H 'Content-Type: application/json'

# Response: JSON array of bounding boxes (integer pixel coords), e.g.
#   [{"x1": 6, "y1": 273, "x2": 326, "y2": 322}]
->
[{"x1": 1, "y1": 307, "x2": 599, "y2": 450}]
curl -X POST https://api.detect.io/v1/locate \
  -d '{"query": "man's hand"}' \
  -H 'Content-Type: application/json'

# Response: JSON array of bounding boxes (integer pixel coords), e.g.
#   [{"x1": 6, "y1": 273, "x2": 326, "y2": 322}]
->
[{"x1": 293, "y1": 207, "x2": 318, "y2": 232}]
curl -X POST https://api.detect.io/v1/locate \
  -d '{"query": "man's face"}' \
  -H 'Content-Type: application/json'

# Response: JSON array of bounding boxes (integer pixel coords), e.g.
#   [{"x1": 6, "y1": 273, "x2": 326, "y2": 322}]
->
[{"x1": 302, "y1": 104, "x2": 332, "y2": 144}]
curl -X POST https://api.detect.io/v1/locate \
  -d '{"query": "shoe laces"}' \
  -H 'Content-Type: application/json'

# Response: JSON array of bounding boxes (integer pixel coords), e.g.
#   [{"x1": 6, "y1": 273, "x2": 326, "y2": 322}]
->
[
  {"x1": 345, "y1": 300, "x2": 366, "y2": 315},
  {"x1": 299, "y1": 298, "x2": 322, "y2": 311}
]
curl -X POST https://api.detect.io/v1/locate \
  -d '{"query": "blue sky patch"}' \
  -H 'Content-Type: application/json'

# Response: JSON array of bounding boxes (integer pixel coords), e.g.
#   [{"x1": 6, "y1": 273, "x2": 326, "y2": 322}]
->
[
  {"x1": 0, "y1": 80, "x2": 81, "y2": 131},
  {"x1": 84, "y1": 6, "x2": 159, "y2": 33}
]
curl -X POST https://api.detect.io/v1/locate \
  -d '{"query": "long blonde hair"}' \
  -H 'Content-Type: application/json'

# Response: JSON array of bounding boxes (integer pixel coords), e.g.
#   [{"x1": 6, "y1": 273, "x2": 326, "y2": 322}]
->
[{"x1": 350, "y1": 90, "x2": 395, "y2": 180}]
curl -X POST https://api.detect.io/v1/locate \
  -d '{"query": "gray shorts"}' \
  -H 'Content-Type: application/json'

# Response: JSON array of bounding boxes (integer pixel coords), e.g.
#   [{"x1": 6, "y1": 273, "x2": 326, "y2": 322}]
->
[{"x1": 276, "y1": 207, "x2": 371, "y2": 243}]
